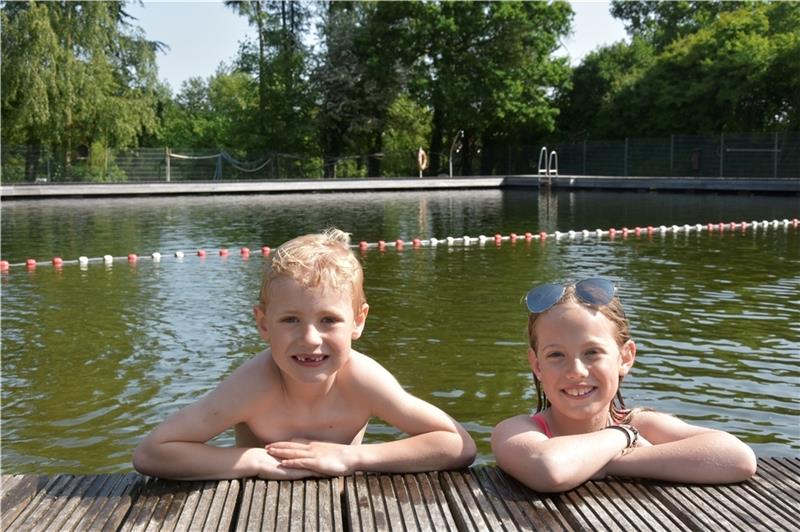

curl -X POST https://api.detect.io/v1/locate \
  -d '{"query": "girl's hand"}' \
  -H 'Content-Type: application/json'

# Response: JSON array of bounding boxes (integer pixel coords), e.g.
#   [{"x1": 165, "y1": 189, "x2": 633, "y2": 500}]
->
[{"x1": 266, "y1": 438, "x2": 357, "y2": 476}]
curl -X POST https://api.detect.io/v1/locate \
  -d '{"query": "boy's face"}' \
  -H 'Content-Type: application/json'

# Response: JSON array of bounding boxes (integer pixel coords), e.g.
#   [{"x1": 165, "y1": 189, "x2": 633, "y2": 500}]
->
[{"x1": 254, "y1": 276, "x2": 368, "y2": 384}]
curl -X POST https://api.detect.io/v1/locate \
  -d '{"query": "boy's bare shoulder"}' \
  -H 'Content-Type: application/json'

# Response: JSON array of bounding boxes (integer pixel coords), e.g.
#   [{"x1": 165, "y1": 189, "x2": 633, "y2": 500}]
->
[
  {"x1": 219, "y1": 349, "x2": 281, "y2": 396},
  {"x1": 337, "y1": 350, "x2": 400, "y2": 392}
]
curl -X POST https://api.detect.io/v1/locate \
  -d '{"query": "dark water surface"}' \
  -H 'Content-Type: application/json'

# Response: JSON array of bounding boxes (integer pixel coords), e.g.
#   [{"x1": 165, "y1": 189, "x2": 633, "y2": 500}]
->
[{"x1": 2, "y1": 189, "x2": 798, "y2": 473}]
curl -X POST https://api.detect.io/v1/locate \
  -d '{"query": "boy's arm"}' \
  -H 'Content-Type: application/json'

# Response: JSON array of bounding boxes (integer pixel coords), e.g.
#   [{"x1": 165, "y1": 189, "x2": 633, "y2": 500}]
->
[
  {"x1": 491, "y1": 414, "x2": 634, "y2": 493},
  {"x1": 267, "y1": 357, "x2": 476, "y2": 475},
  {"x1": 132, "y1": 357, "x2": 315, "y2": 481},
  {"x1": 602, "y1": 411, "x2": 757, "y2": 483}
]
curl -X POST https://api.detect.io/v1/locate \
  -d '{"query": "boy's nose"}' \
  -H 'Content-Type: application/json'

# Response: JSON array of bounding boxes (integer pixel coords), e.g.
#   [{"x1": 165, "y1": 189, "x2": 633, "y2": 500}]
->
[{"x1": 300, "y1": 324, "x2": 322, "y2": 345}]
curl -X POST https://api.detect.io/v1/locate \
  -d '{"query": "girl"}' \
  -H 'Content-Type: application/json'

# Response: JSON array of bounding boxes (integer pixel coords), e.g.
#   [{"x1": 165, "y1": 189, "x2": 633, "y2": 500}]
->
[{"x1": 491, "y1": 278, "x2": 756, "y2": 493}]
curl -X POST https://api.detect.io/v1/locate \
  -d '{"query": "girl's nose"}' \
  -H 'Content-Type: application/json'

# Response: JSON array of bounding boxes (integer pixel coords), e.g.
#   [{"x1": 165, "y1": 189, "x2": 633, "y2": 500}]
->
[{"x1": 566, "y1": 356, "x2": 589, "y2": 378}]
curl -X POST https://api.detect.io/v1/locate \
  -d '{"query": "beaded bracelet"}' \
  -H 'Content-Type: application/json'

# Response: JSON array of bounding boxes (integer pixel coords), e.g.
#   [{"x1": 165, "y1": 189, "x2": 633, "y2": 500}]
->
[{"x1": 605, "y1": 424, "x2": 639, "y2": 449}]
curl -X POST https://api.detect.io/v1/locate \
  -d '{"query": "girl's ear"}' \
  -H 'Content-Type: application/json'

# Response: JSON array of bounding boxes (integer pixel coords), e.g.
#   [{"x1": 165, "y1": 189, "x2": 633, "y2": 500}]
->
[
  {"x1": 253, "y1": 304, "x2": 270, "y2": 341},
  {"x1": 528, "y1": 347, "x2": 542, "y2": 378},
  {"x1": 351, "y1": 303, "x2": 369, "y2": 340},
  {"x1": 619, "y1": 340, "x2": 636, "y2": 376}
]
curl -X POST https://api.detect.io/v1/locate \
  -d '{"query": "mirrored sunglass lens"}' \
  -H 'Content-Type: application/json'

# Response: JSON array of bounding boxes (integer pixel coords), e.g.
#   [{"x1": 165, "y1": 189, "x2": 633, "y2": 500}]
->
[
  {"x1": 575, "y1": 278, "x2": 615, "y2": 306},
  {"x1": 526, "y1": 284, "x2": 566, "y2": 313}
]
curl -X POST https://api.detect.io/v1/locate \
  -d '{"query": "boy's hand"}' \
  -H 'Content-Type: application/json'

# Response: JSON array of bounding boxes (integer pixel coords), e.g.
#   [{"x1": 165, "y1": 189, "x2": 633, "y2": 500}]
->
[{"x1": 266, "y1": 439, "x2": 357, "y2": 476}]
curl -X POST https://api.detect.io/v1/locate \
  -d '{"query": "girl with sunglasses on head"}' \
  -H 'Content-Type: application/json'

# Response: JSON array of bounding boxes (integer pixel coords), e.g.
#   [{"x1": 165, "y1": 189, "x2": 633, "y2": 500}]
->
[{"x1": 491, "y1": 278, "x2": 756, "y2": 493}]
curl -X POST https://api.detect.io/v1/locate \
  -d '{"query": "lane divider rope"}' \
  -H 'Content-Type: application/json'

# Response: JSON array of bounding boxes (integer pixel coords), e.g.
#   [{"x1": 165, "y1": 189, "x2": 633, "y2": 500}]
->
[{"x1": 2, "y1": 218, "x2": 797, "y2": 271}]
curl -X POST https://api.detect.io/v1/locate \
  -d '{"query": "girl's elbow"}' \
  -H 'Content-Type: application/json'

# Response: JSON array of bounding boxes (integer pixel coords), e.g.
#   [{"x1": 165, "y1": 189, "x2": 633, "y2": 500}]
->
[{"x1": 731, "y1": 447, "x2": 757, "y2": 481}]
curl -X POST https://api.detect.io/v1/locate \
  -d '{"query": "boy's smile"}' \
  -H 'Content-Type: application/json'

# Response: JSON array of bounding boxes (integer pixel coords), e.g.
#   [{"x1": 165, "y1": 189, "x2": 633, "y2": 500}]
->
[{"x1": 254, "y1": 276, "x2": 368, "y2": 385}]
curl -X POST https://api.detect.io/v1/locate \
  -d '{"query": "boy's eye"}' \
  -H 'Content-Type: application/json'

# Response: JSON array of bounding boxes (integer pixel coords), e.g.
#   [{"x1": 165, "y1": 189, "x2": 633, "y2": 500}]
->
[
  {"x1": 321, "y1": 316, "x2": 342, "y2": 324},
  {"x1": 546, "y1": 351, "x2": 564, "y2": 359},
  {"x1": 280, "y1": 316, "x2": 299, "y2": 323}
]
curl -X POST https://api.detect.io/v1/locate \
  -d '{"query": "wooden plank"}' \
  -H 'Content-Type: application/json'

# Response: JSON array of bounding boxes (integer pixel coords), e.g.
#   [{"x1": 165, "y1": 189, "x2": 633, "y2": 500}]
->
[
  {"x1": 558, "y1": 483, "x2": 626, "y2": 532},
  {"x1": 26, "y1": 474, "x2": 87, "y2": 532},
  {"x1": 1, "y1": 475, "x2": 49, "y2": 530},
  {"x1": 172, "y1": 480, "x2": 204, "y2": 531},
  {"x1": 737, "y1": 474, "x2": 799, "y2": 524},
  {"x1": 303, "y1": 479, "x2": 317, "y2": 531},
  {"x1": 5, "y1": 474, "x2": 72, "y2": 531},
  {"x1": 317, "y1": 478, "x2": 343, "y2": 532},
  {"x1": 478, "y1": 466, "x2": 573, "y2": 532},
  {"x1": 441, "y1": 469, "x2": 506, "y2": 531},
  {"x1": 601, "y1": 479, "x2": 689, "y2": 532},
  {"x1": 83, "y1": 473, "x2": 141, "y2": 531},
  {"x1": 346, "y1": 473, "x2": 376, "y2": 531},
  {"x1": 714, "y1": 482, "x2": 796, "y2": 530},
  {"x1": 69, "y1": 473, "x2": 134, "y2": 531},
  {"x1": 366, "y1": 473, "x2": 390, "y2": 530},
  {"x1": 389, "y1": 475, "x2": 420, "y2": 530},
  {"x1": 275, "y1": 481, "x2": 292, "y2": 532},
  {"x1": 205, "y1": 479, "x2": 239, "y2": 532},
  {"x1": 418, "y1": 472, "x2": 458, "y2": 531},
  {"x1": 247, "y1": 479, "x2": 269, "y2": 532},
  {"x1": 468, "y1": 466, "x2": 526, "y2": 531},
  {"x1": 235, "y1": 478, "x2": 255, "y2": 532},
  {"x1": 187, "y1": 480, "x2": 217, "y2": 530},
  {"x1": 647, "y1": 483, "x2": 736, "y2": 530}
]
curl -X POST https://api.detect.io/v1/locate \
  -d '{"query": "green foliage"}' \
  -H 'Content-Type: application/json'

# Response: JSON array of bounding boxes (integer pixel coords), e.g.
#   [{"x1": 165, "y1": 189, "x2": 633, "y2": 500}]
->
[
  {"x1": 1, "y1": 1, "x2": 161, "y2": 180},
  {"x1": 558, "y1": 1, "x2": 799, "y2": 138}
]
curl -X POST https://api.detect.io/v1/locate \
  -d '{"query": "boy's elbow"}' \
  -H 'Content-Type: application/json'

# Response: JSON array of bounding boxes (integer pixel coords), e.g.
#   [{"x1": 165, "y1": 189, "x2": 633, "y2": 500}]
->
[
  {"x1": 132, "y1": 442, "x2": 160, "y2": 477},
  {"x1": 452, "y1": 433, "x2": 477, "y2": 469}
]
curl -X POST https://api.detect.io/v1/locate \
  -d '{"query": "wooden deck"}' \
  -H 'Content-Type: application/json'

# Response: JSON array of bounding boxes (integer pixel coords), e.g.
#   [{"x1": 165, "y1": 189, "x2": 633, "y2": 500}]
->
[{"x1": 2, "y1": 458, "x2": 798, "y2": 531}]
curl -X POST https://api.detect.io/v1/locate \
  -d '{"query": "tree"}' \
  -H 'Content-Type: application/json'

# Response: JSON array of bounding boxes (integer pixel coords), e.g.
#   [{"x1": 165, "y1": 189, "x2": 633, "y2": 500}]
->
[
  {"x1": 1, "y1": 1, "x2": 161, "y2": 180},
  {"x1": 422, "y1": 1, "x2": 573, "y2": 175}
]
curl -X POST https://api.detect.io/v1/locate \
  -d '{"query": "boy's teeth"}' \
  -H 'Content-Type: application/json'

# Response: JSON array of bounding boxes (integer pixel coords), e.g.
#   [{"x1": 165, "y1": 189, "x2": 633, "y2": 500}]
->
[{"x1": 297, "y1": 355, "x2": 324, "y2": 362}]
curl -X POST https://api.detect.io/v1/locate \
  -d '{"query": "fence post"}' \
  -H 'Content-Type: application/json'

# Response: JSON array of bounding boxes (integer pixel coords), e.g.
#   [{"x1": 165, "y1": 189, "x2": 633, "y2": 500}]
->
[
  {"x1": 582, "y1": 140, "x2": 587, "y2": 175},
  {"x1": 624, "y1": 137, "x2": 628, "y2": 177},
  {"x1": 774, "y1": 132, "x2": 779, "y2": 178},
  {"x1": 669, "y1": 135, "x2": 674, "y2": 176},
  {"x1": 719, "y1": 133, "x2": 724, "y2": 177},
  {"x1": 165, "y1": 147, "x2": 171, "y2": 182}
]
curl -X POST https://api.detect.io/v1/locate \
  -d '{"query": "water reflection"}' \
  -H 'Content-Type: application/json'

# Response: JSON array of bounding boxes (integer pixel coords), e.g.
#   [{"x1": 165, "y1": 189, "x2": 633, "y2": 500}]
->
[{"x1": 1, "y1": 189, "x2": 798, "y2": 473}]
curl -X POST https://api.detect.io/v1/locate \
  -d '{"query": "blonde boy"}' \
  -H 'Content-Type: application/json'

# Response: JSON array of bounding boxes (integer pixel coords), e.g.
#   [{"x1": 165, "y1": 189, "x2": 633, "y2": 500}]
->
[{"x1": 133, "y1": 228, "x2": 476, "y2": 480}]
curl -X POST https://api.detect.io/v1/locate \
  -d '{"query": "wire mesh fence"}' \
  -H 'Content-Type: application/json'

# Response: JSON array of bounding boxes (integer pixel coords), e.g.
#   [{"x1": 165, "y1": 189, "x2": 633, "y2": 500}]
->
[{"x1": 2, "y1": 132, "x2": 797, "y2": 183}]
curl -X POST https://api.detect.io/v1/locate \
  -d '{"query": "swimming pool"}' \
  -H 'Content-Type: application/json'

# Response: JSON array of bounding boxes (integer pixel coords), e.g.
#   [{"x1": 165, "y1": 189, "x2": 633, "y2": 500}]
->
[{"x1": 1, "y1": 189, "x2": 798, "y2": 473}]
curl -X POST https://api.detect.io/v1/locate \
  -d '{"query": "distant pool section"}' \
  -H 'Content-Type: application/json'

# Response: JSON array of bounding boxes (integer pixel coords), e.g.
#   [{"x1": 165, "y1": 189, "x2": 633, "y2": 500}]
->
[{"x1": 1, "y1": 189, "x2": 798, "y2": 474}]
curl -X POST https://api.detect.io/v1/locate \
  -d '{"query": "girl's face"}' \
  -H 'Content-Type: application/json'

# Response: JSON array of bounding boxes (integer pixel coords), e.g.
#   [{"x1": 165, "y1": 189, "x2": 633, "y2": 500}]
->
[{"x1": 530, "y1": 302, "x2": 635, "y2": 427}]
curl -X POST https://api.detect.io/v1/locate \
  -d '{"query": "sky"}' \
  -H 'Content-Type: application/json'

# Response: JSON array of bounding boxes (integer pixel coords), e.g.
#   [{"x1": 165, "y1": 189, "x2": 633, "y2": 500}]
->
[{"x1": 127, "y1": 1, "x2": 628, "y2": 92}]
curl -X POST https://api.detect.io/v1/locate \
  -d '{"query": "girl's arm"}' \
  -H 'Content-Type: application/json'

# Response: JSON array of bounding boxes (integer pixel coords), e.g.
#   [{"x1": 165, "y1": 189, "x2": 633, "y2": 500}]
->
[
  {"x1": 491, "y1": 414, "x2": 632, "y2": 493},
  {"x1": 603, "y1": 411, "x2": 757, "y2": 483}
]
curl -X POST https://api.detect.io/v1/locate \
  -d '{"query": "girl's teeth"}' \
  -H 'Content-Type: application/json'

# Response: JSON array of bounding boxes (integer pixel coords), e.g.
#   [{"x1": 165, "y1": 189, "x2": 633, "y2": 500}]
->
[{"x1": 565, "y1": 387, "x2": 592, "y2": 397}]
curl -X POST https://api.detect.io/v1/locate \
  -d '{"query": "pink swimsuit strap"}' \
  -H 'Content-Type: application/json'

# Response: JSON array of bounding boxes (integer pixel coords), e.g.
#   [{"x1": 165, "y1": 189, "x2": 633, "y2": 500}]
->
[{"x1": 530, "y1": 413, "x2": 553, "y2": 438}]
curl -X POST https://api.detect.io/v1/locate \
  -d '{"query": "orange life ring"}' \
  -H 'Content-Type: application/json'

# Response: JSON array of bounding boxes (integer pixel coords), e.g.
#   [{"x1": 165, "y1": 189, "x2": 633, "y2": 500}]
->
[{"x1": 417, "y1": 148, "x2": 428, "y2": 171}]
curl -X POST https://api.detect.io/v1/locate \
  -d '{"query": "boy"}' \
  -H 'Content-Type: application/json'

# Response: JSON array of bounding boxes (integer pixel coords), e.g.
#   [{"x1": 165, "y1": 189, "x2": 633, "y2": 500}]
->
[{"x1": 133, "y1": 228, "x2": 476, "y2": 480}]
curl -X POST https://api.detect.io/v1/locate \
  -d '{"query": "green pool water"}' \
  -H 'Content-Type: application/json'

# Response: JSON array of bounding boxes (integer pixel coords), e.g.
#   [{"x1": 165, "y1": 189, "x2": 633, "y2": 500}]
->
[{"x1": 1, "y1": 189, "x2": 798, "y2": 474}]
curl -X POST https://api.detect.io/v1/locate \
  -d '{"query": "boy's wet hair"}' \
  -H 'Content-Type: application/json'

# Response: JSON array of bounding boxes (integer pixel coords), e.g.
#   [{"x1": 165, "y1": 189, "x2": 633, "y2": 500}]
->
[
  {"x1": 527, "y1": 285, "x2": 634, "y2": 423},
  {"x1": 258, "y1": 228, "x2": 366, "y2": 311}
]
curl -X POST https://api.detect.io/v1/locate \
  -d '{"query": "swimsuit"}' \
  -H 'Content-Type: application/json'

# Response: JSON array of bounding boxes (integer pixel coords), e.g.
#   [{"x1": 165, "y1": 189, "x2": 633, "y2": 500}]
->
[
  {"x1": 531, "y1": 412, "x2": 628, "y2": 438},
  {"x1": 531, "y1": 413, "x2": 553, "y2": 438}
]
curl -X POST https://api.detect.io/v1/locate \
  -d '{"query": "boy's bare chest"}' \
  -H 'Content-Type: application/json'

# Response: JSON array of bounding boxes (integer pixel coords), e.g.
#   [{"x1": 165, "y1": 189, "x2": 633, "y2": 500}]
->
[{"x1": 244, "y1": 393, "x2": 371, "y2": 445}]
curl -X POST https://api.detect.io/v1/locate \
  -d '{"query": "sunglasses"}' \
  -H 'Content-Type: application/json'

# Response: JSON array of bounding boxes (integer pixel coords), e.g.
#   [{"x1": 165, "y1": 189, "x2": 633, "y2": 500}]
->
[{"x1": 525, "y1": 278, "x2": 617, "y2": 313}]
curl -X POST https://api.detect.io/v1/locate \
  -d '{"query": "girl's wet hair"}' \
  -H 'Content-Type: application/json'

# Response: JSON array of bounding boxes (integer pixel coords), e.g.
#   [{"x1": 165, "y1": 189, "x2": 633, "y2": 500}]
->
[
  {"x1": 527, "y1": 284, "x2": 634, "y2": 423},
  {"x1": 258, "y1": 228, "x2": 366, "y2": 312}
]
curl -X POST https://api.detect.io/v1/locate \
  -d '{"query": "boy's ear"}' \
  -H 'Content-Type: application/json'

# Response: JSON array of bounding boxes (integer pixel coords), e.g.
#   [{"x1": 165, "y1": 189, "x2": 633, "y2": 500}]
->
[
  {"x1": 619, "y1": 340, "x2": 636, "y2": 376},
  {"x1": 351, "y1": 303, "x2": 369, "y2": 340},
  {"x1": 527, "y1": 347, "x2": 542, "y2": 378},
  {"x1": 253, "y1": 304, "x2": 270, "y2": 341}
]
